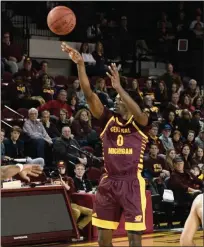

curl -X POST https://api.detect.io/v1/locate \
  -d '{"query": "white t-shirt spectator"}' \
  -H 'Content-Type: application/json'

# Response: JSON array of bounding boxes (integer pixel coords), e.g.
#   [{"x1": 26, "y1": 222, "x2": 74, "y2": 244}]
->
[{"x1": 82, "y1": 53, "x2": 96, "y2": 64}]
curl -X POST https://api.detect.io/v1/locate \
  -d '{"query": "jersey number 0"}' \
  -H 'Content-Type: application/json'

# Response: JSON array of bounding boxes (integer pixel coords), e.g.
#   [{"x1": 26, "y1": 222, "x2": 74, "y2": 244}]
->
[{"x1": 116, "y1": 135, "x2": 124, "y2": 147}]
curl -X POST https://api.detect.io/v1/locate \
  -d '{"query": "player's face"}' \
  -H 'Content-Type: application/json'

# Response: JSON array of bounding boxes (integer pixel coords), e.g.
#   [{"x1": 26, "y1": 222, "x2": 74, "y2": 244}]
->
[{"x1": 114, "y1": 95, "x2": 127, "y2": 115}]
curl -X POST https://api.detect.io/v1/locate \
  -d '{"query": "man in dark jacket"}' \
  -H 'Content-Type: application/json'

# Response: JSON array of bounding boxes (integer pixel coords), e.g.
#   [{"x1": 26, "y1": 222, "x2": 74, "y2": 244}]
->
[
  {"x1": 53, "y1": 126, "x2": 87, "y2": 177},
  {"x1": 168, "y1": 156, "x2": 203, "y2": 203}
]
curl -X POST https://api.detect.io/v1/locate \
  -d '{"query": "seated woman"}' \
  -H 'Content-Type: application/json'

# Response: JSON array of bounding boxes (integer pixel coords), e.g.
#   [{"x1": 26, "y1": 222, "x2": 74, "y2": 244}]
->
[
  {"x1": 34, "y1": 73, "x2": 55, "y2": 102},
  {"x1": 67, "y1": 93, "x2": 79, "y2": 116},
  {"x1": 94, "y1": 77, "x2": 113, "y2": 108},
  {"x1": 67, "y1": 79, "x2": 87, "y2": 108},
  {"x1": 56, "y1": 108, "x2": 74, "y2": 132},
  {"x1": 71, "y1": 109, "x2": 98, "y2": 147},
  {"x1": 92, "y1": 41, "x2": 108, "y2": 76},
  {"x1": 127, "y1": 79, "x2": 143, "y2": 107}
]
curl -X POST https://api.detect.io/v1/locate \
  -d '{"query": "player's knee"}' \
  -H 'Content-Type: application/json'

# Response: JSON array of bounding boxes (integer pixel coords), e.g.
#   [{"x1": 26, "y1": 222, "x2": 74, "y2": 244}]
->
[{"x1": 72, "y1": 208, "x2": 81, "y2": 220}]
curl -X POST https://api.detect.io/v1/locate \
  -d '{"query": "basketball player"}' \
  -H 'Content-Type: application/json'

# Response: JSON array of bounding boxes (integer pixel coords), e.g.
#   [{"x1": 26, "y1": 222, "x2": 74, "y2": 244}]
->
[
  {"x1": 180, "y1": 193, "x2": 203, "y2": 246},
  {"x1": 61, "y1": 42, "x2": 148, "y2": 247}
]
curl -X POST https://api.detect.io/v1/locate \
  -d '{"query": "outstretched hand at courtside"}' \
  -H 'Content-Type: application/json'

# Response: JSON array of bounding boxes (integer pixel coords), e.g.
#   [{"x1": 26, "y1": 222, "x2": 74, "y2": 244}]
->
[
  {"x1": 61, "y1": 42, "x2": 84, "y2": 65},
  {"x1": 106, "y1": 63, "x2": 121, "y2": 90},
  {"x1": 19, "y1": 164, "x2": 43, "y2": 182}
]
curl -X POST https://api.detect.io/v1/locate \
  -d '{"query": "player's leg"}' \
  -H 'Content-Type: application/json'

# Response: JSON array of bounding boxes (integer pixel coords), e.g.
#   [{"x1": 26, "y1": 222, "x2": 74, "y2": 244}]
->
[
  {"x1": 127, "y1": 231, "x2": 142, "y2": 247},
  {"x1": 92, "y1": 178, "x2": 121, "y2": 246},
  {"x1": 122, "y1": 172, "x2": 147, "y2": 246},
  {"x1": 98, "y1": 228, "x2": 113, "y2": 247}
]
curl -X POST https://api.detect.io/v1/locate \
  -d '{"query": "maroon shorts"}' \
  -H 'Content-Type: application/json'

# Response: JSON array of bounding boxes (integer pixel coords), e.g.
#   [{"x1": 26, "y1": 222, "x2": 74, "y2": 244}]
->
[{"x1": 92, "y1": 171, "x2": 146, "y2": 231}]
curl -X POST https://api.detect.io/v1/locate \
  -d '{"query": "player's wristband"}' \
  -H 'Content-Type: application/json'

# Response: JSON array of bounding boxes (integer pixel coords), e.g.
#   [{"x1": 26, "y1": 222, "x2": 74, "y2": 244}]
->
[{"x1": 16, "y1": 163, "x2": 24, "y2": 172}]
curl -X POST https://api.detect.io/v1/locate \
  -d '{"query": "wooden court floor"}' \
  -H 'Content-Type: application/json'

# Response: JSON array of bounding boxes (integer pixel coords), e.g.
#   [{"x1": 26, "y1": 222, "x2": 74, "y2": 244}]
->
[
  {"x1": 69, "y1": 230, "x2": 204, "y2": 247},
  {"x1": 23, "y1": 230, "x2": 204, "y2": 247}
]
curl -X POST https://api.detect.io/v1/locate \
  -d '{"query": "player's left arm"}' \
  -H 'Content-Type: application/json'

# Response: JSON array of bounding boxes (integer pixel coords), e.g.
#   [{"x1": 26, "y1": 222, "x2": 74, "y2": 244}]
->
[
  {"x1": 107, "y1": 63, "x2": 148, "y2": 126},
  {"x1": 180, "y1": 195, "x2": 201, "y2": 246}
]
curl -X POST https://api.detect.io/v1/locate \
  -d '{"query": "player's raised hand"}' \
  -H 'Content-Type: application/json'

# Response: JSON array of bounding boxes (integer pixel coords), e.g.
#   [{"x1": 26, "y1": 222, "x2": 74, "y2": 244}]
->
[
  {"x1": 106, "y1": 63, "x2": 121, "y2": 90},
  {"x1": 61, "y1": 42, "x2": 84, "y2": 65}
]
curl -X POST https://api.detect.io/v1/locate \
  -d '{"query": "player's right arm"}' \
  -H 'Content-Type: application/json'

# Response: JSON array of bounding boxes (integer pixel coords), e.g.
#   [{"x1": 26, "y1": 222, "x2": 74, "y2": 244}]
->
[
  {"x1": 61, "y1": 42, "x2": 104, "y2": 119},
  {"x1": 180, "y1": 194, "x2": 202, "y2": 246}
]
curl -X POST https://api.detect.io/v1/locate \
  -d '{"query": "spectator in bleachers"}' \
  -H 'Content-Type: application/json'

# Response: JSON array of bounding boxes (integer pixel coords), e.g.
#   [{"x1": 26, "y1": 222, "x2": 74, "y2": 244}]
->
[
  {"x1": 192, "y1": 110, "x2": 204, "y2": 130},
  {"x1": 56, "y1": 109, "x2": 73, "y2": 132},
  {"x1": 168, "y1": 83, "x2": 180, "y2": 100},
  {"x1": 86, "y1": 22, "x2": 102, "y2": 42},
  {"x1": 143, "y1": 95, "x2": 160, "y2": 122},
  {"x1": 34, "y1": 73, "x2": 55, "y2": 102},
  {"x1": 38, "y1": 60, "x2": 55, "y2": 87},
  {"x1": 3, "y1": 126, "x2": 44, "y2": 167},
  {"x1": 73, "y1": 163, "x2": 93, "y2": 193},
  {"x1": 18, "y1": 57, "x2": 38, "y2": 81},
  {"x1": 142, "y1": 79, "x2": 155, "y2": 99},
  {"x1": 8, "y1": 73, "x2": 36, "y2": 110},
  {"x1": 67, "y1": 93, "x2": 78, "y2": 115},
  {"x1": 195, "y1": 128, "x2": 204, "y2": 149},
  {"x1": 1, "y1": 129, "x2": 10, "y2": 164},
  {"x1": 154, "y1": 80, "x2": 168, "y2": 105},
  {"x1": 172, "y1": 130, "x2": 183, "y2": 154},
  {"x1": 165, "y1": 148, "x2": 176, "y2": 172},
  {"x1": 168, "y1": 156, "x2": 203, "y2": 204},
  {"x1": 181, "y1": 144, "x2": 193, "y2": 170},
  {"x1": 92, "y1": 41, "x2": 108, "y2": 76},
  {"x1": 23, "y1": 108, "x2": 53, "y2": 158},
  {"x1": 184, "y1": 130, "x2": 196, "y2": 154},
  {"x1": 41, "y1": 110, "x2": 60, "y2": 139},
  {"x1": 161, "y1": 111, "x2": 178, "y2": 135},
  {"x1": 157, "y1": 12, "x2": 173, "y2": 30},
  {"x1": 180, "y1": 94, "x2": 195, "y2": 112},
  {"x1": 52, "y1": 162, "x2": 92, "y2": 236},
  {"x1": 94, "y1": 78, "x2": 113, "y2": 107},
  {"x1": 68, "y1": 80, "x2": 87, "y2": 107},
  {"x1": 144, "y1": 143, "x2": 169, "y2": 195},
  {"x1": 189, "y1": 15, "x2": 204, "y2": 30},
  {"x1": 53, "y1": 126, "x2": 87, "y2": 177},
  {"x1": 166, "y1": 92, "x2": 182, "y2": 117},
  {"x1": 80, "y1": 43, "x2": 96, "y2": 65},
  {"x1": 159, "y1": 124, "x2": 174, "y2": 153},
  {"x1": 192, "y1": 147, "x2": 204, "y2": 167},
  {"x1": 160, "y1": 63, "x2": 183, "y2": 91},
  {"x1": 71, "y1": 108, "x2": 98, "y2": 147},
  {"x1": 177, "y1": 109, "x2": 200, "y2": 138},
  {"x1": 1, "y1": 31, "x2": 25, "y2": 74},
  {"x1": 127, "y1": 79, "x2": 143, "y2": 106},
  {"x1": 181, "y1": 79, "x2": 199, "y2": 100},
  {"x1": 175, "y1": 11, "x2": 189, "y2": 37},
  {"x1": 193, "y1": 97, "x2": 204, "y2": 117},
  {"x1": 38, "y1": 89, "x2": 72, "y2": 118},
  {"x1": 146, "y1": 123, "x2": 163, "y2": 154}
]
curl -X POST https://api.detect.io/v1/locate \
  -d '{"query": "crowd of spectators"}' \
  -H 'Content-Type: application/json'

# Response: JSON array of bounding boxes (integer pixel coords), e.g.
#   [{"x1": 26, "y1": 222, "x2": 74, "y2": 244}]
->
[{"x1": 1, "y1": 1, "x2": 204, "y2": 234}]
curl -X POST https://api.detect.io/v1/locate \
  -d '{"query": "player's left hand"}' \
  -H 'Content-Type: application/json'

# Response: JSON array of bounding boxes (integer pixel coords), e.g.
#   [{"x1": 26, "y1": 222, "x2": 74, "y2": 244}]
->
[{"x1": 106, "y1": 63, "x2": 121, "y2": 90}]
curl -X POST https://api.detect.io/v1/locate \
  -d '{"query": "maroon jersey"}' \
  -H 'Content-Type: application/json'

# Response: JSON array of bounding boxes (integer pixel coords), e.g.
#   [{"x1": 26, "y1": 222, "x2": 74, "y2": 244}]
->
[{"x1": 99, "y1": 108, "x2": 148, "y2": 176}]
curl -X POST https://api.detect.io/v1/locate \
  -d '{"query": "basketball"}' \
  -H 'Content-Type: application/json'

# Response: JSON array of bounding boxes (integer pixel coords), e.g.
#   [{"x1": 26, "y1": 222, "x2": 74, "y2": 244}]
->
[{"x1": 47, "y1": 6, "x2": 76, "y2": 35}]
